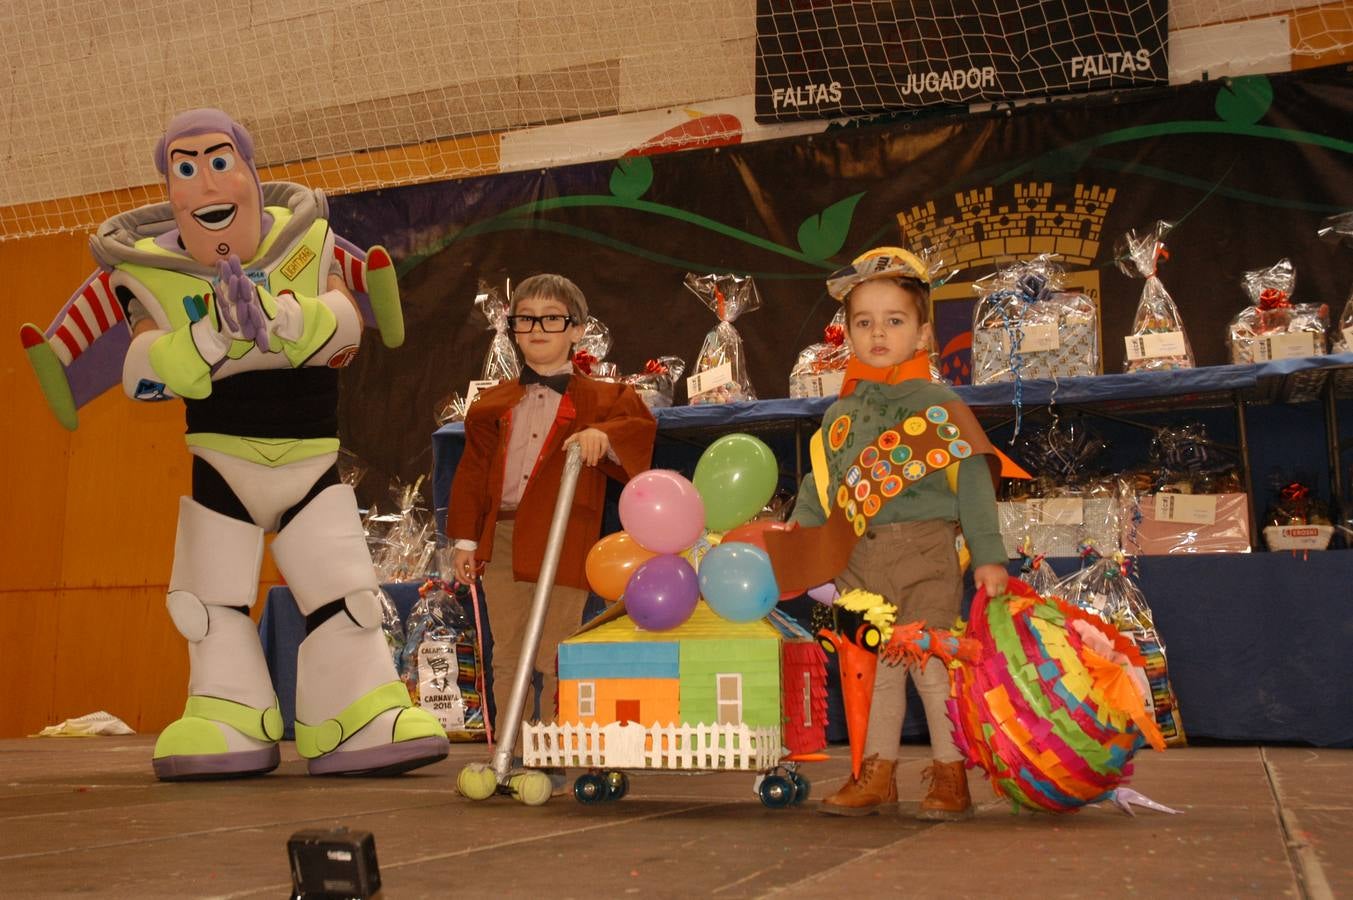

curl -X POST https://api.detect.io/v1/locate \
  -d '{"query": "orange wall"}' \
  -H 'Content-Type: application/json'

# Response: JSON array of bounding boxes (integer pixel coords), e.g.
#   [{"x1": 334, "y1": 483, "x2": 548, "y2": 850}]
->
[
  {"x1": 0, "y1": 234, "x2": 280, "y2": 737},
  {"x1": 558, "y1": 677, "x2": 680, "y2": 727}
]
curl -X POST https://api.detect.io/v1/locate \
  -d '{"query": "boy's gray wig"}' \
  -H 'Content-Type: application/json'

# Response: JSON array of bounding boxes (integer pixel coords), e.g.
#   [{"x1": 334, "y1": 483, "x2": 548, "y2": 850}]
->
[{"x1": 512, "y1": 273, "x2": 589, "y2": 324}]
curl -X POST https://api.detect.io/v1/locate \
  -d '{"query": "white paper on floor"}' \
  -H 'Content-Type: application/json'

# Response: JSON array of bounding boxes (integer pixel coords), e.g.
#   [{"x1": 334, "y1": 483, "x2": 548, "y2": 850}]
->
[{"x1": 33, "y1": 711, "x2": 135, "y2": 737}]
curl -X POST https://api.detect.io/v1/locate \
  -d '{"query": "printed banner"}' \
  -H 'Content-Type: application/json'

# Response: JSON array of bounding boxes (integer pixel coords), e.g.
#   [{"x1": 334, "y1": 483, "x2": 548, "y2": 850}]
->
[{"x1": 754, "y1": 0, "x2": 1168, "y2": 121}]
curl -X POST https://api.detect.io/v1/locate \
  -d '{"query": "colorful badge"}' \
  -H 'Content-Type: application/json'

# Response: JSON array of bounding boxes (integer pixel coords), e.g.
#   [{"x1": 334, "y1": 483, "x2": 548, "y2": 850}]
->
[
  {"x1": 879, "y1": 474, "x2": 903, "y2": 497},
  {"x1": 926, "y1": 448, "x2": 951, "y2": 468},
  {"x1": 846, "y1": 465, "x2": 861, "y2": 487},
  {"x1": 878, "y1": 430, "x2": 901, "y2": 451},
  {"x1": 829, "y1": 415, "x2": 851, "y2": 451},
  {"x1": 859, "y1": 446, "x2": 880, "y2": 468},
  {"x1": 902, "y1": 460, "x2": 927, "y2": 481},
  {"x1": 938, "y1": 422, "x2": 960, "y2": 441},
  {"x1": 863, "y1": 495, "x2": 882, "y2": 517},
  {"x1": 950, "y1": 439, "x2": 972, "y2": 459},
  {"x1": 890, "y1": 445, "x2": 912, "y2": 465},
  {"x1": 870, "y1": 461, "x2": 891, "y2": 481},
  {"x1": 903, "y1": 416, "x2": 927, "y2": 436},
  {"x1": 854, "y1": 481, "x2": 871, "y2": 502},
  {"x1": 836, "y1": 484, "x2": 850, "y2": 509},
  {"x1": 852, "y1": 514, "x2": 868, "y2": 537},
  {"x1": 926, "y1": 405, "x2": 949, "y2": 424}
]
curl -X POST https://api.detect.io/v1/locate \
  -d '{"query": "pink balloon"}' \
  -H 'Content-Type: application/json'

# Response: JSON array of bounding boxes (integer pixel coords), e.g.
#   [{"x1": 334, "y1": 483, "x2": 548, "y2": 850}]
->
[{"x1": 619, "y1": 469, "x2": 705, "y2": 554}]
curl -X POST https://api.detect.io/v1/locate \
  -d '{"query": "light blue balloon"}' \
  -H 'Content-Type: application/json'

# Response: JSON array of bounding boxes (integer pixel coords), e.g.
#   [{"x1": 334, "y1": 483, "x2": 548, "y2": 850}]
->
[{"x1": 697, "y1": 542, "x2": 779, "y2": 623}]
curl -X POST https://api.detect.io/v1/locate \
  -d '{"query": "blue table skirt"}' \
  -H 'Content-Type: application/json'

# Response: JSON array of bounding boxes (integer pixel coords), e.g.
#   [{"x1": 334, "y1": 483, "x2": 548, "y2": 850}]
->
[{"x1": 257, "y1": 549, "x2": 1353, "y2": 747}]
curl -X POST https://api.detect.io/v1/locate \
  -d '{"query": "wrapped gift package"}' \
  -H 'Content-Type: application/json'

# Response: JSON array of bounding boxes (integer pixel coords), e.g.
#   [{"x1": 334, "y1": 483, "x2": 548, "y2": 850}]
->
[
  {"x1": 789, "y1": 312, "x2": 850, "y2": 399},
  {"x1": 1227, "y1": 258, "x2": 1329, "y2": 364},
  {"x1": 971, "y1": 256, "x2": 1100, "y2": 385},
  {"x1": 1261, "y1": 480, "x2": 1334, "y2": 550},
  {"x1": 997, "y1": 497, "x2": 1121, "y2": 559},
  {"x1": 622, "y1": 356, "x2": 686, "y2": 410},
  {"x1": 1120, "y1": 491, "x2": 1251, "y2": 554},
  {"x1": 1264, "y1": 524, "x2": 1334, "y2": 551},
  {"x1": 571, "y1": 315, "x2": 617, "y2": 380}
]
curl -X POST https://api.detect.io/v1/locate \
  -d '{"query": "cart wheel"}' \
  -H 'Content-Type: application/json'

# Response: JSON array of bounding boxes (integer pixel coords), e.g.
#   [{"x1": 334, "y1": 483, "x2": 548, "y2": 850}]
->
[
  {"x1": 508, "y1": 771, "x2": 552, "y2": 806},
  {"x1": 574, "y1": 773, "x2": 608, "y2": 804},
  {"x1": 789, "y1": 771, "x2": 810, "y2": 804},
  {"x1": 604, "y1": 770, "x2": 629, "y2": 801},
  {"x1": 758, "y1": 774, "x2": 795, "y2": 809},
  {"x1": 457, "y1": 763, "x2": 498, "y2": 801}
]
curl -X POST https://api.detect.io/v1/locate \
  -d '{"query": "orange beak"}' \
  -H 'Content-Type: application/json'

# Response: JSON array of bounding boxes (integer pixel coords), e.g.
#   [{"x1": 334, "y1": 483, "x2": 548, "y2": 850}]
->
[{"x1": 819, "y1": 627, "x2": 878, "y2": 780}]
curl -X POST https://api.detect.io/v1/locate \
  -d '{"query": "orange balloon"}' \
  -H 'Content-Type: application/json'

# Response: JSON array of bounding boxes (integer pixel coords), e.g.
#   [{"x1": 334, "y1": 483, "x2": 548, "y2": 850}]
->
[
  {"x1": 719, "y1": 520, "x2": 798, "y2": 601},
  {"x1": 585, "y1": 531, "x2": 658, "y2": 601}
]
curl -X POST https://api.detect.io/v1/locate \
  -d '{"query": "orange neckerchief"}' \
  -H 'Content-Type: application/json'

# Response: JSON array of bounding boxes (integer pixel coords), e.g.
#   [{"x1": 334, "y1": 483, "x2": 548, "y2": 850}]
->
[
  {"x1": 839, "y1": 350, "x2": 932, "y2": 397},
  {"x1": 836, "y1": 351, "x2": 1031, "y2": 480}
]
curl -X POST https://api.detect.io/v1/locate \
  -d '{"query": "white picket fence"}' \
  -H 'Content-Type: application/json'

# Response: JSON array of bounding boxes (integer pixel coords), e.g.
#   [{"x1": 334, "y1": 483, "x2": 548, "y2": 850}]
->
[{"x1": 522, "y1": 721, "x2": 782, "y2": 771}]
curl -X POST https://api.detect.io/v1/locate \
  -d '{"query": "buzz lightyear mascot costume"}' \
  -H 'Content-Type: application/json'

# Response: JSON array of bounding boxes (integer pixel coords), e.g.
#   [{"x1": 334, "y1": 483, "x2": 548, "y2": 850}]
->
[{"x1": 20, "y1": 108, "x2": 448, "y2": 780}]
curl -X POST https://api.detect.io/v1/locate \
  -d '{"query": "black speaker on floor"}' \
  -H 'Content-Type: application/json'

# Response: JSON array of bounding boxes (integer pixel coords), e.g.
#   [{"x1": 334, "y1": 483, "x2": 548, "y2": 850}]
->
[{"x1": 287, "y1": 827, "x2": 381, "y2": 899}]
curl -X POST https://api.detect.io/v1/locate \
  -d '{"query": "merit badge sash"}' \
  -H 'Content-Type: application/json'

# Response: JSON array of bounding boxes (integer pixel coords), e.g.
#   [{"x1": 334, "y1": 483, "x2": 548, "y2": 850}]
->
[{"x1": 766, "y1": 399, "x2": 999, "y2": 594}]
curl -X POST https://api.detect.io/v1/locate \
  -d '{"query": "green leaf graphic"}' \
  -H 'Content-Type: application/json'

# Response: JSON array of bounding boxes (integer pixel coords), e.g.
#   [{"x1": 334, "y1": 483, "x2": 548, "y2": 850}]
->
[
  {"x1": 1216, "y1": 75, "x2": 1273, "y2": 125},
  {"x1": 609, "y1": 156, "x2": 653, "y2": 200},
  {"x1": 797, "y1": 192, "x2": 865, "y2": 260}
]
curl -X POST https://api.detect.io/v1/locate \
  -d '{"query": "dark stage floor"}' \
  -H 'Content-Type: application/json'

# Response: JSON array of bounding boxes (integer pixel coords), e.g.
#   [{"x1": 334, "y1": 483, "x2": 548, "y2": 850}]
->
[{"x1": 1, "y1": 736, "x2": 1349, "y2": 898}]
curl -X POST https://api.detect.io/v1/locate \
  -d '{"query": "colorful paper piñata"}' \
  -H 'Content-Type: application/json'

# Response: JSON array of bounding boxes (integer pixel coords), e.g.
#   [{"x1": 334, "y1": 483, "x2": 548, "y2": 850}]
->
[{"x1": 949, "y1": 578, "x2": 1166, "y2": 813}]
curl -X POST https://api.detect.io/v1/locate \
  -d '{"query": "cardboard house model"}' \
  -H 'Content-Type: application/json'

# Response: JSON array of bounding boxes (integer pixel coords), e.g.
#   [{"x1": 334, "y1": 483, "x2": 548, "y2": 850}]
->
[{"x1": 552, "y1": 600, "x2": 828, "y2": 757}]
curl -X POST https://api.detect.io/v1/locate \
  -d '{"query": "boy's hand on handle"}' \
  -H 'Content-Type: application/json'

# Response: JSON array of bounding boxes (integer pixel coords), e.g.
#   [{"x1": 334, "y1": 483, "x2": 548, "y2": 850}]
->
[
  {"x1": 973, "y1": 563, "x2": 1008, "y2": 598},
  {"x1": 565, "y1": 427, "x2": 610, "y2": 466},
  {"x1": 451, "y1": 547, "x2": 480, "y2": 585}
]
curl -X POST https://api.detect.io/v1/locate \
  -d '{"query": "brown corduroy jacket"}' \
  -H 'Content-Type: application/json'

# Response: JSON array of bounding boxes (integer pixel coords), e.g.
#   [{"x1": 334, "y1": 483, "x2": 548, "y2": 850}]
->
[{"x1": 447, "y1": 372, "x2": 656, "y2": 590}]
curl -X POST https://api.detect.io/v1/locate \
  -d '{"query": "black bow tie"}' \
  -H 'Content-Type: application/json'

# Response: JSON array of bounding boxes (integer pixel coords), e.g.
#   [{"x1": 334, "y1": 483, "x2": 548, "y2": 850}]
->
[{"x1": 520, "y1": 367, "x2": 571, "y2": 395}]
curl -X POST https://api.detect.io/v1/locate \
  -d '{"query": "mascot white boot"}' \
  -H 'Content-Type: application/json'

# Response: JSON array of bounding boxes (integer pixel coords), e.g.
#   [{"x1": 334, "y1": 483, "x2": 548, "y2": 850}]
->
[{"x1": 19, "y1": 108, "x2": 446, "y2": 780}]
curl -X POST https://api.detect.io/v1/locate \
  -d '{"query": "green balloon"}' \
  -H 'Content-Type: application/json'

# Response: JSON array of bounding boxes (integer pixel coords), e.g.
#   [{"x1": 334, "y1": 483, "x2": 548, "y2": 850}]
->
[{"x1": 693, "y1": 433, "x2": 779, "y2": 532}]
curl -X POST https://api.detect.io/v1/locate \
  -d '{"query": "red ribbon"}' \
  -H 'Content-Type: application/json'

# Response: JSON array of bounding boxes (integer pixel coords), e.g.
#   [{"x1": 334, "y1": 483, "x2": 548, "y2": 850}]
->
[
  {"x1": 643, "y1": 358, "x2": 668, "y2": 375},
  {"x1": 1280, "y1": 482, "x2": 1310, "y2": 502},
  {"x1": 572, "y1": 349, "x2": 597, "y2": 374},
  {"x1": 823, "y1": 323, "x2": 845, "y2": 346},
  {"x1": 1258, "y1": 288, "x2": 1290, "y2": 311}
]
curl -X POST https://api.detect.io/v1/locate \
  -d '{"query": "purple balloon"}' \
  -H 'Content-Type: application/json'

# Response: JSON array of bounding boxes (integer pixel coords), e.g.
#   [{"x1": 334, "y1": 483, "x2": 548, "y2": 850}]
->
[
  {"x1": 618, "y1": 469, "x2": 705, "y2": 554},
  {"x1": 624, "y1": 554, "x2": 699, "y2": 631},
  {"x1": 807, "y1": 581, "x2": 839, "y2": 605}
]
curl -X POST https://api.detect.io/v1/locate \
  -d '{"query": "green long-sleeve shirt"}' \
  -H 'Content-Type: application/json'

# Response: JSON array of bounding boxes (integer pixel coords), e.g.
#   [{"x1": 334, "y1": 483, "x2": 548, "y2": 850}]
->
[{"x1": 788, "y1": 378, "x2": 1007, "y2": 569}]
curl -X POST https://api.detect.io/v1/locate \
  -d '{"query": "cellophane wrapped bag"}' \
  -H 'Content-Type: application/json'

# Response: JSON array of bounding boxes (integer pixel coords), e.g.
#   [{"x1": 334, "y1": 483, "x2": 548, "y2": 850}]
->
[
  {"x1": 622, "y1": 356, "x2": 686, "y2": 410},
  {"x1": 1117, "y1": 221, "x2": 1194, "y2": 372},
  {"x1": 572, "y1": 315, "x2": 618, "y2": 380},
  {"x1": 789, "y1": 309, "x2": 850, "y2": 398},
  {"x1": 475, "y1": 281, "x2": 521, "y2": 383},
  {"x1": 684, "y1": 272, "x2": 760, "y2": 404},
  {"x1": 400, "y1": 578, "x2": 487, "y2": 741},
  {"x1": 1318, "y1": 212, "x2": 1353, "y2": 353},
  {"x1": 1052, "y1": 553, "x2": 1186, "y2": 747}
]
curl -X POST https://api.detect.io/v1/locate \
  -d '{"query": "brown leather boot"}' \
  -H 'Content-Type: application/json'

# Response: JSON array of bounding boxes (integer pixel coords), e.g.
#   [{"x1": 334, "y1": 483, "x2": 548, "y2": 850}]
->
[
  {"x1": 819, "y1": 754, "x2": 898, "y2": 816},
  {"x1": 918, "y1": 759, "x2": 973, "y2": 820}
]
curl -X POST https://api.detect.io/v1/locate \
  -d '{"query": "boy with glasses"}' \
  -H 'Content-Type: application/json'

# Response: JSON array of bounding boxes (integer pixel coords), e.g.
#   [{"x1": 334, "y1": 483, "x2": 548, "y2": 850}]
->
[{"x1": 447, "y1": 274, "x2": 656, "y2": 762}]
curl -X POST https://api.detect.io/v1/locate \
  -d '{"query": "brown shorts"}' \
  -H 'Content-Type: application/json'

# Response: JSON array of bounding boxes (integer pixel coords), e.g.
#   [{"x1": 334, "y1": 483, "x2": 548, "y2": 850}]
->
[{"x1": 834, "y1": 518, "x2": 962, "y2": 629}]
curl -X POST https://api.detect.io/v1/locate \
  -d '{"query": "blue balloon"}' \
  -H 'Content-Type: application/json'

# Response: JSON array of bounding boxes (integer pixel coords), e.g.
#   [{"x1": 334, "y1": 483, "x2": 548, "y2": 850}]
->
[{"x1": 697, "y1": 542, "x2": 779, "y2": 623}]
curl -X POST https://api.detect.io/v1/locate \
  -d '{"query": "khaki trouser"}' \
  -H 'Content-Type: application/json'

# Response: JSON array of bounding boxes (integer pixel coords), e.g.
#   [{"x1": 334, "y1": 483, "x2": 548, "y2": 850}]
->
[
  {"x1": 835, "y1": 519, "x2": 964, "y2": 763},
  {"x1": 481, "y1": 519, "x2": 588, "y2": 753}
]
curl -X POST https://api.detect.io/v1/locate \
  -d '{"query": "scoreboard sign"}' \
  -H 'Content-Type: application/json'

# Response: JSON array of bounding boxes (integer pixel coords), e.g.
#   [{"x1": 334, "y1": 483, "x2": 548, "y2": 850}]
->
[{"x1": 755, "y1": 0, "x2": 1168, "y2": 121}]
